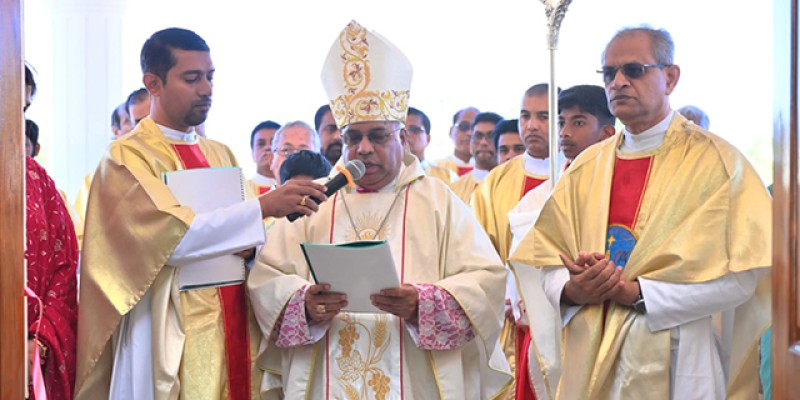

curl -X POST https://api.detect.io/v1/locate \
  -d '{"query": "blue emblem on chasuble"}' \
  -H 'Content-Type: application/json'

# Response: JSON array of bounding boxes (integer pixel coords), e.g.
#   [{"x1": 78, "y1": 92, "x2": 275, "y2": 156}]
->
[{"x1": 605, "y1": 225, "x2": 637, "y2": 268}]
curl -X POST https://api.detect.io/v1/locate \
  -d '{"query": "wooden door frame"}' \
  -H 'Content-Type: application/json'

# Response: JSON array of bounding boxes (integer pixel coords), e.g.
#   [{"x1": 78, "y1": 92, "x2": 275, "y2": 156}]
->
[
  {"x1": 0, "y1": 0, "x2": 27, "y2": 398},
  {"x1": 773, "y1": 0, "x2": 800, "y2": 398}
]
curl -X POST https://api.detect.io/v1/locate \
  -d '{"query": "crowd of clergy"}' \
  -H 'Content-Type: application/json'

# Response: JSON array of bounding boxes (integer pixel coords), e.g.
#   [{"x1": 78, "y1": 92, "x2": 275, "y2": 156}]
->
[{"x1": 20, "y1": 18, "x2": 771, "y2": 400}]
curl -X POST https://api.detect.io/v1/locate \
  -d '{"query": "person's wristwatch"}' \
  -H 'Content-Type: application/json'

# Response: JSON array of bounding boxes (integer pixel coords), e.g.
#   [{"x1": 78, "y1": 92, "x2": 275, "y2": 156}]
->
[{"x1": 631, "y1": 283, "x2": 647, "y2": 314}]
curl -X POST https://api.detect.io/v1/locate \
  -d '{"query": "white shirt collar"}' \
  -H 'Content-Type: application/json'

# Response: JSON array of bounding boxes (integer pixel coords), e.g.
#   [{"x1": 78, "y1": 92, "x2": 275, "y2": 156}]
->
[
  {"x1": 251, "y1": 173, "x2": 276, "y2": 186},
  {"x1": 523, "y1": 152, "x2": 551, "y2": 176},
  {"x1": 472, "y1": 168, "x2": 490, "y2": 181},
  {"x1": 620, "y1": 111, "x2": 674, "y2": 154},
  {"x1": 156, "y1": 123, "x2": 198, "y2": 143},
  {"x1": 446, "y1": 153, "x2": 474, "y2": 166}
]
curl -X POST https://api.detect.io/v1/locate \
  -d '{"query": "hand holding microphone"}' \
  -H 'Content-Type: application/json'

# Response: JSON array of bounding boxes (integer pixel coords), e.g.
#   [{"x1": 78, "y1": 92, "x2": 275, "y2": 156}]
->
[
  {"x1": 257, "y1": 180, "x2": 329, "y2": 219},
  {"x1": 286, "y1": 160, "x2": 366, "y2": 222}
]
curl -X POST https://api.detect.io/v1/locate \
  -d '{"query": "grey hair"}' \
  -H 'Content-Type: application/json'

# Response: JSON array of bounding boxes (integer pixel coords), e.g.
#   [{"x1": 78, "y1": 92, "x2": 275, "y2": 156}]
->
[
  {"x1": 603, "y1": 26, "x2": 675, "y2": 65},
  {"x1": 678, "y1": 105, "x2": 710, "y2": 129},
  {"x1": 271, "y1": 120, "x2": 321, "y2": 152}
]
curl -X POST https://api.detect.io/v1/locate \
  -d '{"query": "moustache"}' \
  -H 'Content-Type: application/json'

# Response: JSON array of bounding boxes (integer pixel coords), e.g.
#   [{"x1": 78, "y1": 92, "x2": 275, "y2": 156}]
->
[{"x1": 192, "y1": 98, "x2": 212, "y2": 107}]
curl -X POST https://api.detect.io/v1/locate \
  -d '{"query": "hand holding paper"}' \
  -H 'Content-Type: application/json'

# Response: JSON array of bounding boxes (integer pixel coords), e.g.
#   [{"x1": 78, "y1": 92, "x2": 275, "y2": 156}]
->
[
  {"x1": 305, "y1": 284, "x2": 348, "y2": 322},
  {"x1": 301, "y1": 241, "x2": 400, "y2": 313},
  {"x1": 370, "y1": 284, "x2": 419, "y2": 320}
]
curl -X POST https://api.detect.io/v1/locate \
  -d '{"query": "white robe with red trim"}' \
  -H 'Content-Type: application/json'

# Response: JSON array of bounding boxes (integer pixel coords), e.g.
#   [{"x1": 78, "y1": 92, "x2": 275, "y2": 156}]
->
[{"x1": 248, "y1": 154, "x2": 511, "y2": 400}]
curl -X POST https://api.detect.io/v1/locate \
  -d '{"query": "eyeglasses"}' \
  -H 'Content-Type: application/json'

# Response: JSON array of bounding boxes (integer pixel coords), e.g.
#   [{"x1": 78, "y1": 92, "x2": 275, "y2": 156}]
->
[
  {"x1": 341, "y1": 127, "x2": 402, "y2": 146},
  {"x1": 453, "y1": 121, "x2": 471, "y2": 132},
  {"x1": 273, "y1": 144, "x2": 312, "y2": 156},
  {"x1": 471, "y1": 131, "x2": 494, "y2": 142},
  {"x1": 597, "y1": 62, "x2": 670, "y2": 84},
  {"x1": 406, "y1": 125, "x2": 426, "y2": 135}
]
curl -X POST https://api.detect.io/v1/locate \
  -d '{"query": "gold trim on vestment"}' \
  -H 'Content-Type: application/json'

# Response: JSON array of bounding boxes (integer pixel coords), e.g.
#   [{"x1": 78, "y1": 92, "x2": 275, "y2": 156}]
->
[{"x1": 514, "y1": 114, "x2": 771, "y2": 399}]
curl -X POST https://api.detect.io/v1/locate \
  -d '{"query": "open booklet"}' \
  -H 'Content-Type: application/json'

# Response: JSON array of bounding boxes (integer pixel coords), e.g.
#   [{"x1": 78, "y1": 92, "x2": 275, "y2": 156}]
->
[
  {"x1": 301, "y1": 240, "x2": 400, "y2": 313},
  {"x1": 163, "y1": 167, "x2": 246, "y2": 290}
]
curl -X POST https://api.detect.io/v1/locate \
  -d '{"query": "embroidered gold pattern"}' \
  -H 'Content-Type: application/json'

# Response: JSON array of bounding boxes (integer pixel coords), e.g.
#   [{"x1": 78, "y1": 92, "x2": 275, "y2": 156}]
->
[
  {"x1": 338, "y1": 324, "x2": 360, "y2": 357},
  {"x1": 333, "y1": 314, "x2": 392, "y2": 399},
  {"x1": 330, "y1": 21, "x2": 410, "y2": 128},
  {"x1": 368, "y1": 372, "x2": 390, "y2": 400},
  {"x1": 344, "y1": 211, "x2": 391, "y2": 242}
]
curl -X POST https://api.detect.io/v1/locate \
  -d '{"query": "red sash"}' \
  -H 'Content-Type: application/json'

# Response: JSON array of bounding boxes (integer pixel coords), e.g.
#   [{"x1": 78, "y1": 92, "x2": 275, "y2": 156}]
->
[
  {"x1": 521, "y1": 176, "x2": 545, "y2": 199},
  {"x1": 608, "y1": 157, "x2": 652, "y2": 230},
  {"x1": 515, "y1": 325, "x2": 536, "y2": 400},
  {"x1": 173, "y1": 144, "x2": 251, "y2": 400},
  {"x1": 257, "y1": 185, "x2": 271, "y2": 195},
  {"x1": 457, "y1": 165, "x2": 474, "y2": 176},
  {"x1": 516, "y1": 175, "x2": 545, "y2": 400},
  {"x1": 602, "y1": 157, "x2": 652, "y2": 329}
]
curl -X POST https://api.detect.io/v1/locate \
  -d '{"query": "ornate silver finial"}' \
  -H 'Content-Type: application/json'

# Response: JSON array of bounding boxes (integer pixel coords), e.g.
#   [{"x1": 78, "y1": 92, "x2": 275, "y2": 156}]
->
[{"x1": 540, "y1": 0, "x2": 573, "y2": 49}]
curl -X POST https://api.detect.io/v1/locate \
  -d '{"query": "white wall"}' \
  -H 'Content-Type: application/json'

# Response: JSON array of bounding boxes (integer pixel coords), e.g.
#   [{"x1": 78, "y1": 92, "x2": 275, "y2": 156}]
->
[{"x1": 23, "y1": 0, "x2": 774, "y2": 203}]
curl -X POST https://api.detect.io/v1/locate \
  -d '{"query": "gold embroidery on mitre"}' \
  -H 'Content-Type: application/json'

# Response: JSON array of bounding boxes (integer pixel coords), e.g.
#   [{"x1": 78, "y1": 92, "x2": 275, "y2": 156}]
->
[
  {"x1": 330, "y1": 21, "x2": 410, "y2": 128},
  {"x1": 334, "y1": 314, "x2": 392, "y2": 399}
]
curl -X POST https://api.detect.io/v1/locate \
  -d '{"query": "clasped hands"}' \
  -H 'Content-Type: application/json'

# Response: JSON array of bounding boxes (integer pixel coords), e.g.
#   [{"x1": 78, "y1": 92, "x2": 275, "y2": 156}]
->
[
  {"x1": 560, "y1": 251, "x2": 639, "y2": 307},
  {"x1": 304, "y1": 283, "x2": 419, "y2": 322}
]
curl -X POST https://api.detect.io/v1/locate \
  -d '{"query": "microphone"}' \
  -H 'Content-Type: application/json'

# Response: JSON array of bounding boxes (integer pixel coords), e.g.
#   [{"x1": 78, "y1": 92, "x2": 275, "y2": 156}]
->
[{"x1": 287, "y1": 159, "x2": 366, "y2": 222}]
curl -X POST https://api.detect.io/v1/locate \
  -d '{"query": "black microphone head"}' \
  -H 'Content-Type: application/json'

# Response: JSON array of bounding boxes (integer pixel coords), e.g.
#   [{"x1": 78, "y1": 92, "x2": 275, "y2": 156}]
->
[{"x1": 344, "y1": 159, "x2": 366, "y2": 181}]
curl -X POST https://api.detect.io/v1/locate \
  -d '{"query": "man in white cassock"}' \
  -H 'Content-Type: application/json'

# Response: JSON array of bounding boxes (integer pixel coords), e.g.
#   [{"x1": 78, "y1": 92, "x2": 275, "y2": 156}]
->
[{"x1": 247, "y1": 20, "x2": 511, "y2": 400}]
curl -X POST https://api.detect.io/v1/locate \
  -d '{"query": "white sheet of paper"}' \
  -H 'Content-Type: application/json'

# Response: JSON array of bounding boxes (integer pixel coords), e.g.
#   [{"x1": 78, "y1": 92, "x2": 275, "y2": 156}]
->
[
  {"x1": 301, "y1": 240, "x2": 400, "y2": 313},
  {"x1": 163, "y1": 167, "x2": 246, "y2": 290}
]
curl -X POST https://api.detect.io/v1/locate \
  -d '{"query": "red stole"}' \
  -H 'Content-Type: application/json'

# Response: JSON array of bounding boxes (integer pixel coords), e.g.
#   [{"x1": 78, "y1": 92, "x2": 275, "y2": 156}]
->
[
  {"x1": 172, "y1": 144, "x2": 251, "y2": 400},
  {"x1": 457, "y1": 165, "x2": 474, "y2": 176},
  {"x1": 602, "y1": 157, "x2": 652, "y2": 331},
  {"x1": 516, "y1": 175, "x2": 545, "y2": 400},
  {"x1": 606, "y1": 157, "x2": 653, "y2": 266},
  {"x1": 257, "y1": 185, "x2": 272, "y2": 195},
  {"x1": 521, "y1": 176, "x2": 546, "y2": 199}
]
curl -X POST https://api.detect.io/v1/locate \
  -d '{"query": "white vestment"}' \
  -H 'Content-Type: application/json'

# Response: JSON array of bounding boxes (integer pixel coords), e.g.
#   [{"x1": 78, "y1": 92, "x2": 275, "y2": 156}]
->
[{"x1": 248, "y1": 156, "x2": 512, "y2": 400}]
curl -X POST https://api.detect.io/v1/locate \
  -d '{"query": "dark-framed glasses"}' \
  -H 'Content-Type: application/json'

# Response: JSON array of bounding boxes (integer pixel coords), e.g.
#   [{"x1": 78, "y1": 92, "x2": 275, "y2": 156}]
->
[
  {"x1": 471, "y1": 131, "x2": 494, "y2": 142},
  {"x1": 341, "y1": 126, "x2": 402, "y2": 146},
  {"x1": 597, "y1": 62, "x2": 670, "y2": 84}
]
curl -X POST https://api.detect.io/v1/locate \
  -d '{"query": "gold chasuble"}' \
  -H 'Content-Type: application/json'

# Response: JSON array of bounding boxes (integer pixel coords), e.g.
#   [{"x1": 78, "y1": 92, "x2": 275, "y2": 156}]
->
[
  {"x1": 513, "y1": 115, "x2": 771, "y2": 399},
  {"x1": 423, "y1": 162, "x2": 458, "y2": 184},
  {"x1": 75, "y1": 118, "x2": 261, "y2": 399},
  {"x1": 248, "y1": 154, "x2": 512, "y2": 400},
  {"x1": 471, "y1": 155, "x2": 546, "y2": 264},
  {"x1": 450, "y1": 171, "x2": 480, "y2": 204},
  {"x1": 436, "y1": 157, "x2": 474, "y2": 177},
  {"x1": 72, "y1": 173, "x2": 93, "y2": 248},
  {"x1": 471, "y1": 155, "x2": 546, "y2": 399}
]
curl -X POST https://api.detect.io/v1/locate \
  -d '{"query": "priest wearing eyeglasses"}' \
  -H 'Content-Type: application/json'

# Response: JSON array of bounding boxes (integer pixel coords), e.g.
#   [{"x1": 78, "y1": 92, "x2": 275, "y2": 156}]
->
[
  {"x1": 513, "y1": 26, "x2": 771, "y2": 399},
  {"x1": 247, "y1": 20, "x2": 511, "y2": 400},
  {"x1": 434, "y1": 107, "x2": 480, "y2": 177},
  {"x1": 269, "y1": 121, "x2": 320, "y2": 185}
]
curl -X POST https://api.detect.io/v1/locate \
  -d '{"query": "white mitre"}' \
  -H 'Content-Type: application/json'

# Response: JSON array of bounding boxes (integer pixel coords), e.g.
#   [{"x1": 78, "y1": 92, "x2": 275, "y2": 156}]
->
[{"x1": 321, "y1": 20, "x2": 413, "y2": 128}]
